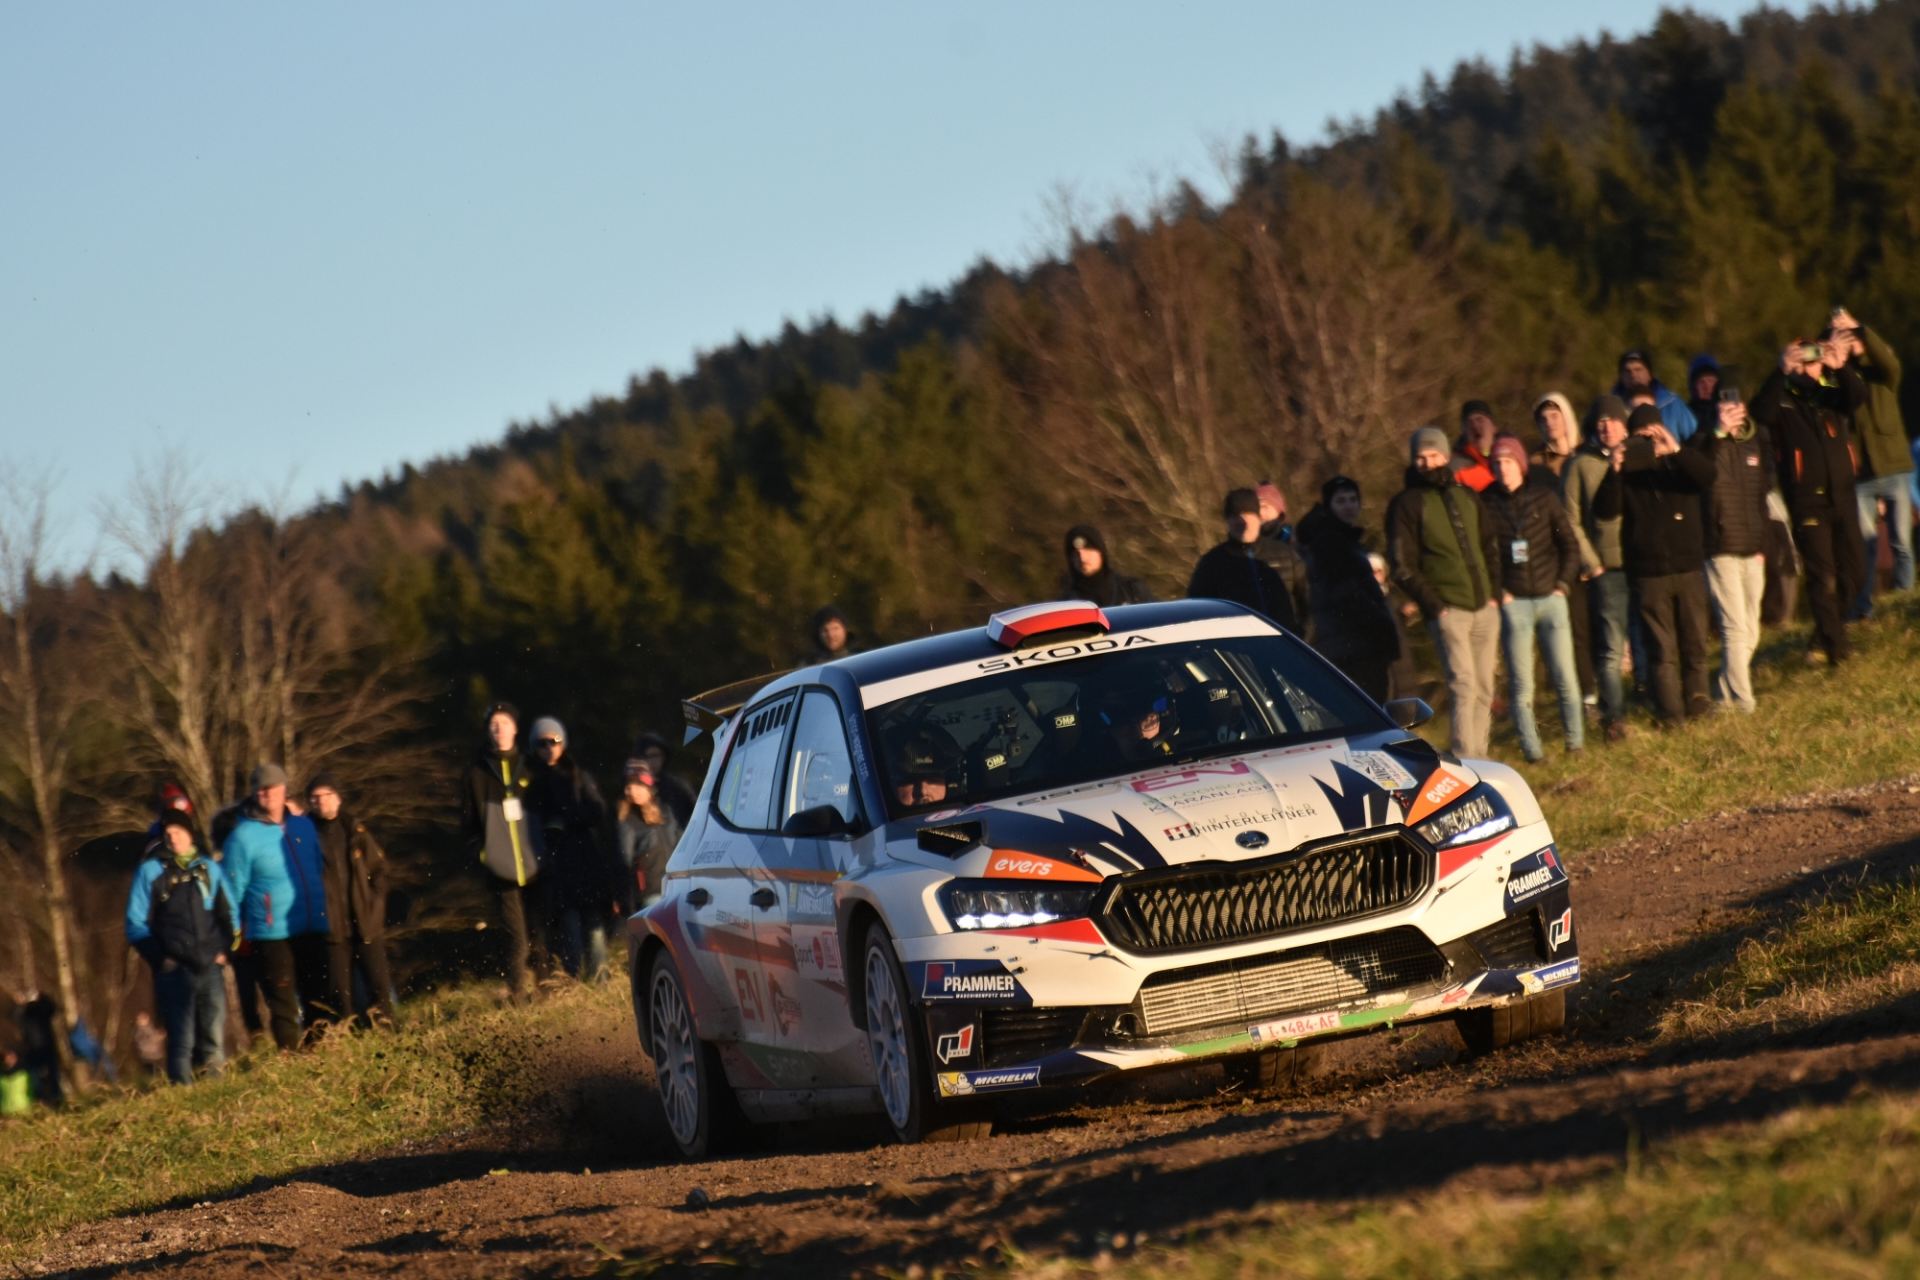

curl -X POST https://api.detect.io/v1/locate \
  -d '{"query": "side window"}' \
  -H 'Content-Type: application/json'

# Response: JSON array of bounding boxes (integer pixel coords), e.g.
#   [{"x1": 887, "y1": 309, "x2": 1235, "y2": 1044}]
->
[
  {"x1": 783, "y1": 690, "x2": 860, "y2": 826},
  {"x1": 714, "y1": 694, "x2": 797, "y2": 831}
]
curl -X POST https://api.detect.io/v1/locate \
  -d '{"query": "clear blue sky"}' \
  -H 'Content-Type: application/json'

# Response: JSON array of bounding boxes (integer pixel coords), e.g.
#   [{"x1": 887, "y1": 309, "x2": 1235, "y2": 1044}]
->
[{"x1": 2, "y1": 2, "x2": 1805, "y2": 568}]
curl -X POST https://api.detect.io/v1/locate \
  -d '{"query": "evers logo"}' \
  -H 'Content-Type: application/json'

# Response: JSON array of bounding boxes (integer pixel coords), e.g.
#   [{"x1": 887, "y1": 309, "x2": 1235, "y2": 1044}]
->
[
  {"x1": 1406, "y1": 764, "x2": 1474, "y2": 825},
  {"x1": 986, "y1": 852, "x2": 1101, "y2": 883}
]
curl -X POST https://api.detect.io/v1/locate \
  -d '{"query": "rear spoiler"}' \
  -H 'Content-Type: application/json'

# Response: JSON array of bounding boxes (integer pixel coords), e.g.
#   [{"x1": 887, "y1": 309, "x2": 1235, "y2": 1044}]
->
[{"x1": 681, "y1": 669, "x2": 795, "y2": 744}]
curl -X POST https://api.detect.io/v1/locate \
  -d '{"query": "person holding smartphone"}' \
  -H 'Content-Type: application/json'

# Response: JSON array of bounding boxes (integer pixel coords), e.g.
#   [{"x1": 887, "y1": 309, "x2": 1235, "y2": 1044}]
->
[{"x1": 1827, "y1": 308, "x2": 1913, "y2": 617}]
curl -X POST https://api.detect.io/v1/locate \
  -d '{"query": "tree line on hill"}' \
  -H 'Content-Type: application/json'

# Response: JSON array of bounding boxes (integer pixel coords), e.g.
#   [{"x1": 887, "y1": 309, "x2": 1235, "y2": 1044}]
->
[{"x1": 5, "y1": 3, "x2": 1920, "y2": 1064}]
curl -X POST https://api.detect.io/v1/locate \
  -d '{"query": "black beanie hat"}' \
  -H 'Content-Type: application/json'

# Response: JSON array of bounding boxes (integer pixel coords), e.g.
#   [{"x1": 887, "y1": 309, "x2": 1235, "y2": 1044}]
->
[
  {"x1": 1321, "y1": 475, "x2": 1360, "y2": 505},
  {"x1": 1627, "y1": 404, "x2": 1665, "y2": 432},
  {"x1": 483, "y1": 701, "x2": 521, "y2": 731},
  {"x1": 306, "y1": 771, "x2": 340, "y2": 796},
  {"x1": 158, "y1": 808, "x2": 197, "y2": 835},
  {"x1": 1460, "y1": 399, "x2": 1495, "y2": 423}
]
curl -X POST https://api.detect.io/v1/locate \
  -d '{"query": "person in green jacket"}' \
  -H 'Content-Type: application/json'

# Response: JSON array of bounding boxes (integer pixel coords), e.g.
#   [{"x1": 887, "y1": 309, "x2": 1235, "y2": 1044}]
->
[
  {"x1": 0, "y1": 1049, "x2": 31, "y2": 1117},
  {"x1": 1830, "y1": 307, "x2": 1913, "y2": 616},
  {"x1": 1386, "y1": 426, "x2": 1502, "y2": 757}
]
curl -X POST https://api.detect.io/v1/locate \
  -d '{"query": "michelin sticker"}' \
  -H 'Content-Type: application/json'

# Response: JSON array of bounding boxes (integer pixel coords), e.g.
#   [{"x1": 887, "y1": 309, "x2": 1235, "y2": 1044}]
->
[
  {"x1": 1517, "y1": 957, "x2": 1580, "y2": 994},
  {"x1": 937, "y1": 1065, "x2": 1041, "y2": 1097}
]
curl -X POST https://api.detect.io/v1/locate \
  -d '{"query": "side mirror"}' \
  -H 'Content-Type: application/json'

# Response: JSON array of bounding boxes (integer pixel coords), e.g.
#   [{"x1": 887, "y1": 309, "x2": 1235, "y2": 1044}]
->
[
  {"x1": 1384, "y1": 697, "x2": 1435, "y2": 730},
  {"x1": 782, "y1": 804, "x2": 858, "y2": 839}
]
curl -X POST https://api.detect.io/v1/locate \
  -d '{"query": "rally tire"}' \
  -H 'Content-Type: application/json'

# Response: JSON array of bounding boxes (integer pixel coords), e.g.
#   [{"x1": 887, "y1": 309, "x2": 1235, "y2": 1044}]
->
[
  {"x1": 644, "y1": 950, "x2": 748, "y2": 1159},
  {"x1": 860, "y1": 921, "x2": 992, "y2": 1145},
  {"x1": 1221, "y1": 1041, "x2": 1323, "y2": 1095},
  {"x1": 1456, "y1": 988, "x2": 1567, "y2": 1057}
]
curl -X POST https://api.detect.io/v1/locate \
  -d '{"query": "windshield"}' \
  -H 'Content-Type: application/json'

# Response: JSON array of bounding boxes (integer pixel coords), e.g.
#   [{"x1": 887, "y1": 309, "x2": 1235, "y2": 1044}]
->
[{"x1": 868, "y1": 633, "x2": 1389, "y2": 819}]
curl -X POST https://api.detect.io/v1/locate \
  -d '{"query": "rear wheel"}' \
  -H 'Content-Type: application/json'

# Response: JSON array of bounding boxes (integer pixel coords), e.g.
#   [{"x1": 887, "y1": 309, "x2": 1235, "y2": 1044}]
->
[
  {"x1": 861, "y1": 921, "x2": 992, "y2": 1144},
  {"x1": 645, "y1": 950, "x2": 747, "y2": 1159},
  {"x1": 1221, "y1": 1041, "x2": 1323, "y2": 1094},
  {"x1": 1456, "y1": 988, "x2": 1567, "y2": 1057}
]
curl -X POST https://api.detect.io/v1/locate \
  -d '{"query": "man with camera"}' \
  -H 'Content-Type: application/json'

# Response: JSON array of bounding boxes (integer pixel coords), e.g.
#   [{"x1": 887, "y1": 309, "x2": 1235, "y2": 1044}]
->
[
  {"x1": 1751, "y1": 334, "x2": 1869, "y2": 667},
  {"x1": 1692, "y1": 388, "x2": 1772, "y2": 712},
  {"x1": 1826, "y1": 308, "x2": 1913, "y2": 617}
]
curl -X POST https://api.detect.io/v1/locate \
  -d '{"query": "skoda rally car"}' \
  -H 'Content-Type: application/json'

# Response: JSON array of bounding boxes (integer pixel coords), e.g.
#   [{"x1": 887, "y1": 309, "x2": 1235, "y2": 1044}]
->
[{"x1": 628, "y1": 599, "x2": 1577, "y2": 1156}]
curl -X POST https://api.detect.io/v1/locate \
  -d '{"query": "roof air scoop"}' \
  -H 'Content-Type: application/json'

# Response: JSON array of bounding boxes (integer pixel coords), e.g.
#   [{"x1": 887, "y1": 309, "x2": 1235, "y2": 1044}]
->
[{"x1": 987, "y1": 600, "x2": 1112, "y2": 650}]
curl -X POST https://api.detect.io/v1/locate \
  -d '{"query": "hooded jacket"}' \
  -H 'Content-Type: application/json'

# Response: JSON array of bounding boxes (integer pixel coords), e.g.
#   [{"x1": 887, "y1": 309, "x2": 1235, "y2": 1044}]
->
[
  {"x1": 461, "y1": 735, "x2": 544, "y2": 886},
  {"x1": 1058, "y1": 525, "x2": 1153, "y2": 607},
  {"x1": 1852, "y1": 327, "x2": 1911, "y2": 479},
  {"x1": 1528, "y1": 393, "x2": 1581, "y2": 479},
  {"x1": 1612, "y1": 377, "x2": 1699, "y2": 442},
  {"x1": 1591, "y1": 436, "x2": 1716, "y2": 578},
  {"x1": 313, "y1": 808, "x2": 390, "y2": 945},
  {"x1": 1385, "y1": 464, "x2": 1498, "y2": 617},
  {"x1": 1751, "y1": 366, "x2": 1866, "y2": 516},
  {"x1": 1294, "y1": 503, "x2": 1397, "y2": 666},
  {"x1": 1482, "y1": 471, "x2": 1581, "y2": 598},
  {"x1": 223, "y1": 806, "x2": 328, "y2": 941},
  {"x1": 126, "y1": 848, "x2": 235, "y2": 970}
]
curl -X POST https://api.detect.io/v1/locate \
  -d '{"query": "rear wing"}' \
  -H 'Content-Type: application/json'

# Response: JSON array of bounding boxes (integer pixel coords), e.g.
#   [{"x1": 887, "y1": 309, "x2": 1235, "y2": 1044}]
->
[{"x1": 681, "y1": 669, "x2": 795, "y2": 744}]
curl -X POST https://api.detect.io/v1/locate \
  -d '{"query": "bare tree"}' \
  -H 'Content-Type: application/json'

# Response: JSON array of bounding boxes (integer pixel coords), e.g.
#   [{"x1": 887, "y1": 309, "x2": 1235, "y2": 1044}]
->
[{"x1": 0, "y1": 471, "x2": 92, "y2": 1037}]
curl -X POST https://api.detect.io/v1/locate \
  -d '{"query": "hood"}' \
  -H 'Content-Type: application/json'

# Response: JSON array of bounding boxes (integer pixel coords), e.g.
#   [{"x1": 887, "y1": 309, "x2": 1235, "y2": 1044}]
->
[
  {"x1": 904, "y1": 732, "x2": 1481, "y2": 876},
  {"x1": 1532, "y1": 392, "x2": 1579, "y2": 454}
]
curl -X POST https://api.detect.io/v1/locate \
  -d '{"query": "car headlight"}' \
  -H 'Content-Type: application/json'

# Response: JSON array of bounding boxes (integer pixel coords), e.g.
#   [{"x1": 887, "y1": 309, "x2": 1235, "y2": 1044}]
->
[
  {"x1": 938, "y1": 880, "x2": 1100, "y2": 931},
  {"x1": 1415, "y1": 787, "x2": 1515, "y2": 849}
]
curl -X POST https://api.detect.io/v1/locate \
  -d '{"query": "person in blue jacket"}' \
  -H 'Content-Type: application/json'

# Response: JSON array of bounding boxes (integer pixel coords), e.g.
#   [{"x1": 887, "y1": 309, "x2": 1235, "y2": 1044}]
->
[
  {"x1": 125, "y1": 809, "x2": 235, "y2": 1083},
  {"x1": 222, "y1": 763, "x2": 328, "y2": 1050},
  {"x1": 1615, "y1": 349, "x2": 1699, "y2": 443}
]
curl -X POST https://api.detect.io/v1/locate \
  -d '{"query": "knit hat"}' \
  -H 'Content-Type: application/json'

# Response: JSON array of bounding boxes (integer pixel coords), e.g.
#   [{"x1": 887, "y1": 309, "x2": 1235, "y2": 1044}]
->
[
  {"x1": 1459, "y1": 399, "x2": 1496, "y2": 424},
  {"x1": 1321, "y1": 475, "x2": 1360, "y2": 505},
  {"x1": 157, "y1": 781, "x2": 193, "y2": 815},
  {"x1": 483, "y1": 701, "x2": 521, "y2": 731},
  {"x1": 530, "y1": 716, "x2": 567, "y2": 746},
  {"x1": 1254, "y1": 482, "x2": 1287, "y2": 519},
  {"x1": 1627, "y1": 404, "x2": 1665, "y2": 432},
  {"x1": 306, "y1": 771, "x2": 340, "y2": 796},
  {"x1": 1589, "y1": 395, "x2": 1629, "y2": 431},
  {"x1": 1490, "y1": 433, "x2": 1530, "y2": 477},
  {"x1": 157, "y1": 808, "x2": 197, "y2": 836},
  {"x1": 1223, "y1": 488, "x2": 1262, "y2": 519},
  {"x1": 248, "y1": 762, "x2": 288, "y2": 791},
  {"x1": 623, "y1": 758, "x2": 657, "y2": 787},
  {"x1": 1618, "y1": 348, "x2": 1652, "y2": 370},
  {"x1": 1409, "y1": 426, "x2": 1449, "y2": 463}
]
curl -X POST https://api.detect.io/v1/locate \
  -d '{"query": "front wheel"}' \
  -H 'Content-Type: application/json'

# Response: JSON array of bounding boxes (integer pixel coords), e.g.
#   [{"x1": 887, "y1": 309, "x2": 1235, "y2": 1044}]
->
[
  {"x1": 645, "y1": 950, "x2": 746, "y2": 1159},
  {"x1": 861, "y1": 921, "x2": 992, "y2": 1144},
  {"x1": 1456, "y1": 988, "x2": 1567, "y2": 1057}
]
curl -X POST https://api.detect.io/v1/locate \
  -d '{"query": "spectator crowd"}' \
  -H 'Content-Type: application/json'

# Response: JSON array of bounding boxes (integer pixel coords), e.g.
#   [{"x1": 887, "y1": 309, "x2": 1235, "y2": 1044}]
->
[{"x1": 6, "y1": 315, "x2": 1912, "y2": 1105}]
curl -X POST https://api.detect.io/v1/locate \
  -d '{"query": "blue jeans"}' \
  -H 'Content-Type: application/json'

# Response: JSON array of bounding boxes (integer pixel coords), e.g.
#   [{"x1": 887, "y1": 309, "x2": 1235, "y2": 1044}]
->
[
  {"x1": 1501, "y1": 592, "x2": 1585, "y2": 758},
  {"x1": 1855, "y1": 471, "x2": 1916, "y2": 615},
  {"x1": 1587, "y1": 572, "x2": 1631, "y2": 724},
  {"x1": 154, "y1": 961, "x2": 228, "y2": 1084}
]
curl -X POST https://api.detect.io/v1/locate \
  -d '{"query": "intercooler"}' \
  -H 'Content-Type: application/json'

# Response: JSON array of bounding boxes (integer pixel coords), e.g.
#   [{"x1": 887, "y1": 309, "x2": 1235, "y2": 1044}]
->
[{"x1": 1131, "y1": 927, "x2": 1448, "y2": 1038}]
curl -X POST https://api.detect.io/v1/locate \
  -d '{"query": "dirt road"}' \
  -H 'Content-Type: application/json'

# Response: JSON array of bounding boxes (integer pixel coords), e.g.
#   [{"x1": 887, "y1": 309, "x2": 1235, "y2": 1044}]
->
[{"x1": 24, "y1": 779, "x2": 1920, "y2": 1278}]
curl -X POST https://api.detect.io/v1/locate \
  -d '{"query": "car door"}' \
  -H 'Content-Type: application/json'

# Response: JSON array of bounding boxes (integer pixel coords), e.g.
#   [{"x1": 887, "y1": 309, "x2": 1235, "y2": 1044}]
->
[
  {"x1": 692, "y1": 692, "x2": 796, "y2": 1053},
  {"x1": 754, "y1": 687, "x2": 871, "y2": 1084}
]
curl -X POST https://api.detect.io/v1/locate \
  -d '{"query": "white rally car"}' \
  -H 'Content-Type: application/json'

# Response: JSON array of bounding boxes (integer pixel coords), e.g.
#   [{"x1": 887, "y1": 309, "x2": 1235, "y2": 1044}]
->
[{"x1": 629, "y1": 600, "x2": 1576, "y2": 1156}]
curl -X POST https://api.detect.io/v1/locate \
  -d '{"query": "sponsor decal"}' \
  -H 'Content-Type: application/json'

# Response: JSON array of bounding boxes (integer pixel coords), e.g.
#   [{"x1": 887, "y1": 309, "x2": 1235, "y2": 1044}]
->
[
  {"x1": 787, "y1": 882, "x2": 836, "y2": 920},
  {"x1": 976, "y1": 633, "x2": 1157, "y2": 674},
  {"x1": 1547, "y1": 907, "x2": 1574, "y2": 954},
  {"x1": 1505, "y1": 846, "x2": 1568, "y2": 906},
  {"x1": 935, "y1": 1024, "x2": 975, "y2": 1064},
  {"x1": 1248, "y1": 1010, "x2": 1342, "y2": 1042},
  {"x1": 1405, "y1": 765, "x2": 1475, "y2": 826},
  {"x1": 1518, "y1": 957, "x2": 1581, "y2": 994},
  {"x1": 793, "y1": 927, "x2": 844, "y2": 980},
  {"x1": 937, "y1": 1066, "x2": 1042, "y2": 1097},
  {"x1": 985, "y1": 851, "x2": 1102, "y2": 883},
  {"x1": 918, "y1": 960, "x2": 1029, "y2": 1004},
  {"x1": 1132, "y1": 761, "x2": 1253, "y2": 794},
  {"x1": 689, "y1": 845, "x2": 728, "y2": 867},
  {"x1": 1236, "y1": 830, "x2": 1269, "y2": 850},
  {"x1": 768, "y1": 977, "x2": 802, "y2": 1037},
  {"x1": 1158, "y1": 805, "x2": 1317, "y2": 843},
  {"x1": 1053, "y1": 712, "x2": 1078, "y2": 729},
  {"x1": 983, "y1": 752, "x2": 1008, "y2": 771},
  {"x1": 1347, "y1": 750, "x2": 1419, "y2": 791}
]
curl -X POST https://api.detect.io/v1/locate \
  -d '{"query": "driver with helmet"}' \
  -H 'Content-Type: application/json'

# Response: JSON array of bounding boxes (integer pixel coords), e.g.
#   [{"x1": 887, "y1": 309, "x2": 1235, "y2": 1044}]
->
[{"x1": 888, "y1": 725, "x2": 964, "y2": 809}]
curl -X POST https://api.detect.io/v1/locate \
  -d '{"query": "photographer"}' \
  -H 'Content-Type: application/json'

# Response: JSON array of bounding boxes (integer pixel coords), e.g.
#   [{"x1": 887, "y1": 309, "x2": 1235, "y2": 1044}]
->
[
  {"x1": 1593, "y1": 406, "x2": 1715, "y2": 723},
  {"x1": 1827, "y1": 308, "x2": 1913, "y2": 616},
  {"x1": 1751, "y1": 336, "x2": 1868, "y2": 667},
  {"x1": 1693, "y1": 389, "x2": 1772, "y2": 712}
]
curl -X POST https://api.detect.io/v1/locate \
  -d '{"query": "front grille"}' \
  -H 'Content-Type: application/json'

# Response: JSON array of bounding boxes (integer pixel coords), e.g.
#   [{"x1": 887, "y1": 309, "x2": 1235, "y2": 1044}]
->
[
  {"x1": 1466, "y1": 911, "x2": 1547, "y2": 969},
  {"x1": 979, "y1": 1007, "x2": 1087, "y2": 1067},
  {"x1": 1100, "y1": 832, "x2": 1431, "y2": 954},
  {"x1": 1133, "y1": 927, "x2": 1447, "y2": 1037}
]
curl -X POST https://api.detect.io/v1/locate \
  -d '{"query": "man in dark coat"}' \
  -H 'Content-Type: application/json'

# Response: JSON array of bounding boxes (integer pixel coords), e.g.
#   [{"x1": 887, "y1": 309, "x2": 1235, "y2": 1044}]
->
[
  {"x1": 459, "y1": 701, "x2": 545, "y2": 1002},
  {"x1": 1750, "y1": 337, "x2": 1868, "y2": 666},
  {"x1": 1187, "y1": 489, "x2": 1300, "y2": 632},
  {"x1": 1482, "y1": 435, "x2": 1584, "y2": 762},
  {"x1": 1059, "y1": 525, "x2": 1153, "y2": 607},
  {"x1": 307, "y1": 773, "x2": 394, "y2": 1025},
  {"x1": 1694, "y1": 389, "x2": 1772, "y2": 712},
  {"x1": 1828, "y1": 308, "x2": 1913, "y2": 616},
  {"x1": 1387, "y1": 427, "x2": 1502, "y2": 757},
  {"x1": 1295, "y1": 476, "x2": 1398, "y2": 702},
  {"x1": 1593, "y1": 406, "x2": 1716, "y2": 720},
  {"x1": 528, "y1": 716, "x2": 611, "y2": 980}
]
